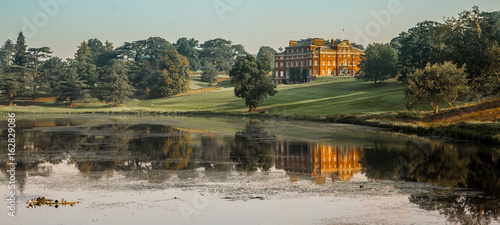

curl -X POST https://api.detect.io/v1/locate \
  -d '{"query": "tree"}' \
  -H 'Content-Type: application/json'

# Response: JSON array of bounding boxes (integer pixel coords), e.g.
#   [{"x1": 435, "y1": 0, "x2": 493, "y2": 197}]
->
[
  {"x1": 405, "y1": 62, "x2": 469, "y2": 114},
  {"x1": 27, "y1": 47, "x2": 52, "y2": 99},
  {"x1": 40, "y1": 57, "x2": 66, "y2": 91},
  {"x1": 55, "y1": 68, "x2": 90, "y2": 107},
  {"x1": 256, "y1": 46, "x2": 277, "y2": 68},
  {"x1": 98, "y1": 59, "x2": 133, "y2": 106},
  {"x1": 13, "y1": 32, "x2": 28, "y2": 67},
  {"x1": 0, "y1": 40, "x2": 15, "y2": 67},
  {"x1": 201, "y1": 62, "x2": 218, "y2": 86},
  {"x1": 75, "y1": 41, "x2": 91, "y2": 62},
  {"x1": 301, "y1": 68, "x2": 309, "y2": 83},
  {"x1": 199, "y1": 38, "x2": 233, "y2": 73},
  {"x1": 174, "y1": 37, "x2": 200, "y2": 71},
  {"x1": 289, "y1": 67, "x2": 302, "y2": 83},
  {"x1": 150, "y1": 50, "x2": 191, "y2": 97},
  {"x1": 71, "y1": 60, "x2": 98, "y2": 87},
  {"x1": 0, "y1": 66, "x2": 32, "y2": 106},
  {"x1": 392, "y1": 21, "x2": 450, "y2": 81},
  {"x1": 443, "y1": 6, "x2": 498, "y2": 95},
  {"x1": 356, "y1": 43, "x2": 398, "y2": 85},
  {"x1": 229, "y1": 54, "x2": 277, "y2": 112}
]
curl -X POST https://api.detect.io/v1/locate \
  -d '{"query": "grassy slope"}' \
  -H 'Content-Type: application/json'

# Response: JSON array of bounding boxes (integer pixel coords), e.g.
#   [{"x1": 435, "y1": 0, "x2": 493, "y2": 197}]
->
[
  {"x1": 139, "y1": 77, "x2": 407, "y2": 115},
  {"x1": 0, "y1": 77, "x2": 408, "y2": 115}
]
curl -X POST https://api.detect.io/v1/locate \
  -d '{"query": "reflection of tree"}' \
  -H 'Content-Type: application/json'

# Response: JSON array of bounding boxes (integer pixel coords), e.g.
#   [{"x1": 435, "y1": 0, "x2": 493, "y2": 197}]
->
[
  {"x1": 231, "y1": 120, "x2": 276, "y2": 172},
  {"x1": 361, "y1": 141, "x2": 408, "y2": 181},
  {"x1": 407, "y1": 142, "x2": 470, "y2": 188},
  {"x1": 410, "y1": 191, "x2": 500, "y2": 225}
]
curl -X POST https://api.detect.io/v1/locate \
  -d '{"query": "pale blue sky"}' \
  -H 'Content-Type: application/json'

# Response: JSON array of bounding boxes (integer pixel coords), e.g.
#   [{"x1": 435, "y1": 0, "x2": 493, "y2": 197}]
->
[{"x1": 0, "y1": 0, "x2": 498, "y2": 59}]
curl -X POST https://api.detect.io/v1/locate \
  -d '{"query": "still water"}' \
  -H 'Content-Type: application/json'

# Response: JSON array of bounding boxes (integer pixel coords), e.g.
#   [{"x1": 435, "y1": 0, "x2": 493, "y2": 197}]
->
[{"x1": 1, "y1": 115, "x2": 499, "y2": 224}]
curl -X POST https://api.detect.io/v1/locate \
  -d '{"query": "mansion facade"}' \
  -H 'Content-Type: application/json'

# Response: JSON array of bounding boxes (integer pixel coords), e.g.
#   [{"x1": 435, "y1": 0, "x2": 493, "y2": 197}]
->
[{"x1": 273, "y1": 38, "x2": 364, "y2": 84}]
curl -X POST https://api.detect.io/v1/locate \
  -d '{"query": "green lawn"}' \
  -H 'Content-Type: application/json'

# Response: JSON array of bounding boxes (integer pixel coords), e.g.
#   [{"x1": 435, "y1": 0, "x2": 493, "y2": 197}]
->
[
  {"x1": 129, "y1": 77, "x2": 407, "y2": 115},
  {"x1": 0, "y1": 77, "x2": 408, "y2": 116}
]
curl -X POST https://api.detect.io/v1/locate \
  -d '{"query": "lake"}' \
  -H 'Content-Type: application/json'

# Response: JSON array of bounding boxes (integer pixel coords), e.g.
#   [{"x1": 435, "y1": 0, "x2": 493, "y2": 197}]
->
[{"x1": 1, "y1": 115, "x2": 499, "y2": 225}]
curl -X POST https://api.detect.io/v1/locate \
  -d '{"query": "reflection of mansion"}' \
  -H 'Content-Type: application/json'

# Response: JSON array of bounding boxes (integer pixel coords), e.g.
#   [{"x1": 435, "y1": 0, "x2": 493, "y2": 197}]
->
[
  {"x1": 275, "y1": 141, "x2": 364, "y2": 183},
  {"x1": 272, "y1": 38, "x2": 364, "y2": 84}
]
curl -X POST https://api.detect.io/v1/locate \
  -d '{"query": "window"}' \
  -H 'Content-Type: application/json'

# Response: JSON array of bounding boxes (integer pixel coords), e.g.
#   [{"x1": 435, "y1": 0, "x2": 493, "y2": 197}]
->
[
  {"x1": 280, "y1": 71, "x2": 284, "y2": 78},
  {"x1": 328, "y1": 61, "x2": 331, "y2": 66},
  {"x1": 286, "y1": 62, "x2": 289, "y2": 67},
  {"x1": 322, "y1": 70, "x2": 325, "y2": 75},
  {"x1": 309, "y1": 69, "x2": 312, "y2": 75},
  {"x1": 333, "y1": 61, "x2": 336, "y2": 66},
  {"x1": 280, "y1": 62, "x2": 283, "y2": 67},
  {"x1": 334, "y1": 70, "x2": 336, "y2": 76},
  {"x1": 286, "y1": 70, "x2": 289, "y2": 78},
  {"x1": 275, "y1": 62, "x2": 278, "y2": 68},
  {"x1": 301, "y1": 61, "x2": 304, "y2": 66},
  {"x1": 323, "y1": 61, "x2": 325, "y2": 66},
  {"x1": 328, "y1": 68, "x2": 331, "y2": 75},
  {"x1": 275, "y1": 71, "x2": 278, "y2": 77},
  {"x1": 314, "y1": 61, "x2": 318, "y2": 66}
]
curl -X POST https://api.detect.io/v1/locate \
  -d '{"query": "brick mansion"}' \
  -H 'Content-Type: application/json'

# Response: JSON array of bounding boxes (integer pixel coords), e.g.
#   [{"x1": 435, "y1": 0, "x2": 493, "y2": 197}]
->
[{"x1": 273, "y1": 38, "x2": 364, "y2": 84}]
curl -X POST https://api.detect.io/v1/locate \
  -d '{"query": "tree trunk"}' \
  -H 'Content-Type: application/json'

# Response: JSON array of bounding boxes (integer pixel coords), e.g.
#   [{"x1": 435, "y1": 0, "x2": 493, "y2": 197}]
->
[
  {"x1": 8, "y1": 96, "x2": 14, "y2": 107},
  {"x1": 447, "y1": 102, "x2": 455, "y2": 109},
  {"x1": 70, "y1": 99, "x2": 73, "y2": 107},
  {"x1": 249, "y1": 105, "x2": 256, "y2": 112},
  {"x1": 433, "y1": 105, "x2": 439, "y2": 114}
]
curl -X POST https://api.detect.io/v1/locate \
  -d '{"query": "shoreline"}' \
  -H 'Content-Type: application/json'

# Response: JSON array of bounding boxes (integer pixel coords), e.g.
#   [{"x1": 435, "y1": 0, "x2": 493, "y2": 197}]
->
[{"x1": 1, "y1": 109, "x2": 499, "y2": 146}]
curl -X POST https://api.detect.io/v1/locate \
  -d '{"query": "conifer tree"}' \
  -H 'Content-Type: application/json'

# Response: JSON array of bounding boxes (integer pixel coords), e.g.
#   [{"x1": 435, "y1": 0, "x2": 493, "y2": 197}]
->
[{"x1": 98, "y1": 59, "x2": 133, "y2": 106}]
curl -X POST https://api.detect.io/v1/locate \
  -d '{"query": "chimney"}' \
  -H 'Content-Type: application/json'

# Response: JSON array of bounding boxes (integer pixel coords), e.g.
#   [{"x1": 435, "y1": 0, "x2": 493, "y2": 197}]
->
[
  {"x1": 289, "y1": 40, "x2": 297, "y2": 46},
  {"x1": 313, "y1": 38, "x2": 325, "y2": 46}
]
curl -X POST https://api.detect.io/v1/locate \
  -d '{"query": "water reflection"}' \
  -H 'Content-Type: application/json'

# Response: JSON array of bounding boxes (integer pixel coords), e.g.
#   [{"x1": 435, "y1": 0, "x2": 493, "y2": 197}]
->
[
  {"x1": 275, "y1": 141, "x2": 364, "y2": 183},
  {"x1": 0, "y1": 117, "x2": 499, "y2": 222}
]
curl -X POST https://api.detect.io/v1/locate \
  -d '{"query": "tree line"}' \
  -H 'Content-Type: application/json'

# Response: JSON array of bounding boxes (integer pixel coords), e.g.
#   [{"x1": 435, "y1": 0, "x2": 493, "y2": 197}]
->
[
  {"x1": 357, "y1": 6, "x2": 500, "y2": 114},
  {"x1": 0, "y1": 33, "x2": 278, "y2": 107}
]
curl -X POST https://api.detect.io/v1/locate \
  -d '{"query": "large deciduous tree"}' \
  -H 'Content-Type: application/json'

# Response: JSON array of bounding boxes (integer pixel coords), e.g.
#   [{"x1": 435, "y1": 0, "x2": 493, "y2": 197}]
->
[
  {"x1": 229, "y1": 55, "x2": 277, "y2": 112},
  {"x1": 200, "y1": 38, "x2": 233, "y2": 74},
  {"x1": 98, "y1": 59, "x2": 133, "y2": 106},
  {"x1": 174, "y1": 37, "x2": 200, "y2": 72},
  {"x1": 357, "y1": 43, "x2": 398, "y2": 85},
  {"x1": 150, "y1": 50, "x2": 191, "y2": 97},
  {"x1": 405, "y1": 61, "x2": 469, "y2": 114},
  {"x1": 257, "y1": 46, "x2": 277, "y2": 71}
]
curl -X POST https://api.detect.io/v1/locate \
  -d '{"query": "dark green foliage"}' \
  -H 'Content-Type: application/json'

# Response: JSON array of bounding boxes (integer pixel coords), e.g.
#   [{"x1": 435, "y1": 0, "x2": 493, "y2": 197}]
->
[
  {"x1": 98, "y1": 59, "x2": 133, "y2": 106},
  {"x1": 229, "y1": 54, "x2": 277, "y2": 112},
  {"x1": 301, "y1": 69, "x2": 309, "y2": 83},
  {"x1": 71, "y1": 60, "x2": 97, "y2": 87},
  {"x1": 199, "y1": 38, "x2": 234, "y2": 73},
  {"x1": 0, "y1": 65, "x2": 32, "y2": 106},
  {"x1": 201, "y1": 62, "x2": 218, "y2": 86},
  {"x1": 40, "y1": 57, "x2": 66, "y2": 91},
  {"x1": 27, "y1": 47, "x2": 52, "y2": 99},
  {"x1": 150, "y1": 50, "x2": 191, "y2": 97},
  {"x1": 289, "y1": 67, "x2": 302, "y2": 83},
  {"x1": 392, "y1": 21, "x2": 450, "y2": 81},
  {"x1": 357, "y1": 43, "x2": 398, "y2": 85},
  {"x1": 55, "y1": 68, "x2": 90, "y2": 107},
  {"x1": 256, "y1": 46, "x2": 277, "y2": 70},
  {"x1": 405, "y1": 62, "x2": 469, "y2": 114},
  {"x1": 232, "y1": 121, "x2": 276, "y2": 171},
  {"x1": 13, "y1": 32, "x2": 28, "y2": 67},
  {"x1": 0, "y1": 39, "x2": 15, "y2": 67},
  {"x1": 116, "y1": 37, "x2": 175, "y2": 67},
  {"x1": 174, "y1": 37, "x2": 200, "y2": 71}
]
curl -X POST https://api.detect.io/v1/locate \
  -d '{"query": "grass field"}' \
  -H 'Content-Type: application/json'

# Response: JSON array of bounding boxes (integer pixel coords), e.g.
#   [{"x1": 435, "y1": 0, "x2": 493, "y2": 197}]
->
[{"x1": 0, "y1": 77, "x2": 409, "y2": 116}]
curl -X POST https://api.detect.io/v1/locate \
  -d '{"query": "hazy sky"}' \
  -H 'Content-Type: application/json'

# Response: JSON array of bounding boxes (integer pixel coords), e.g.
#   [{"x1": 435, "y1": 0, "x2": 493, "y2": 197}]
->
[{"x1": 0, "y1": 0, "x2": 498, "y2": 59}]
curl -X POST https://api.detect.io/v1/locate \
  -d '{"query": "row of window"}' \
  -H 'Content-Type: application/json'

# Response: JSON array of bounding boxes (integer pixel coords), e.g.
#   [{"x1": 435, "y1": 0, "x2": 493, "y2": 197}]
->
[
  {"x1": 274, "y1": 69, "x2": 356, "y2": 78},
  {"x1": 275, "y1": 60, "x2": 357, "y2": 68},
  {"x1": 276, "y1": 53, "x2": 358, "y2": 60}
]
